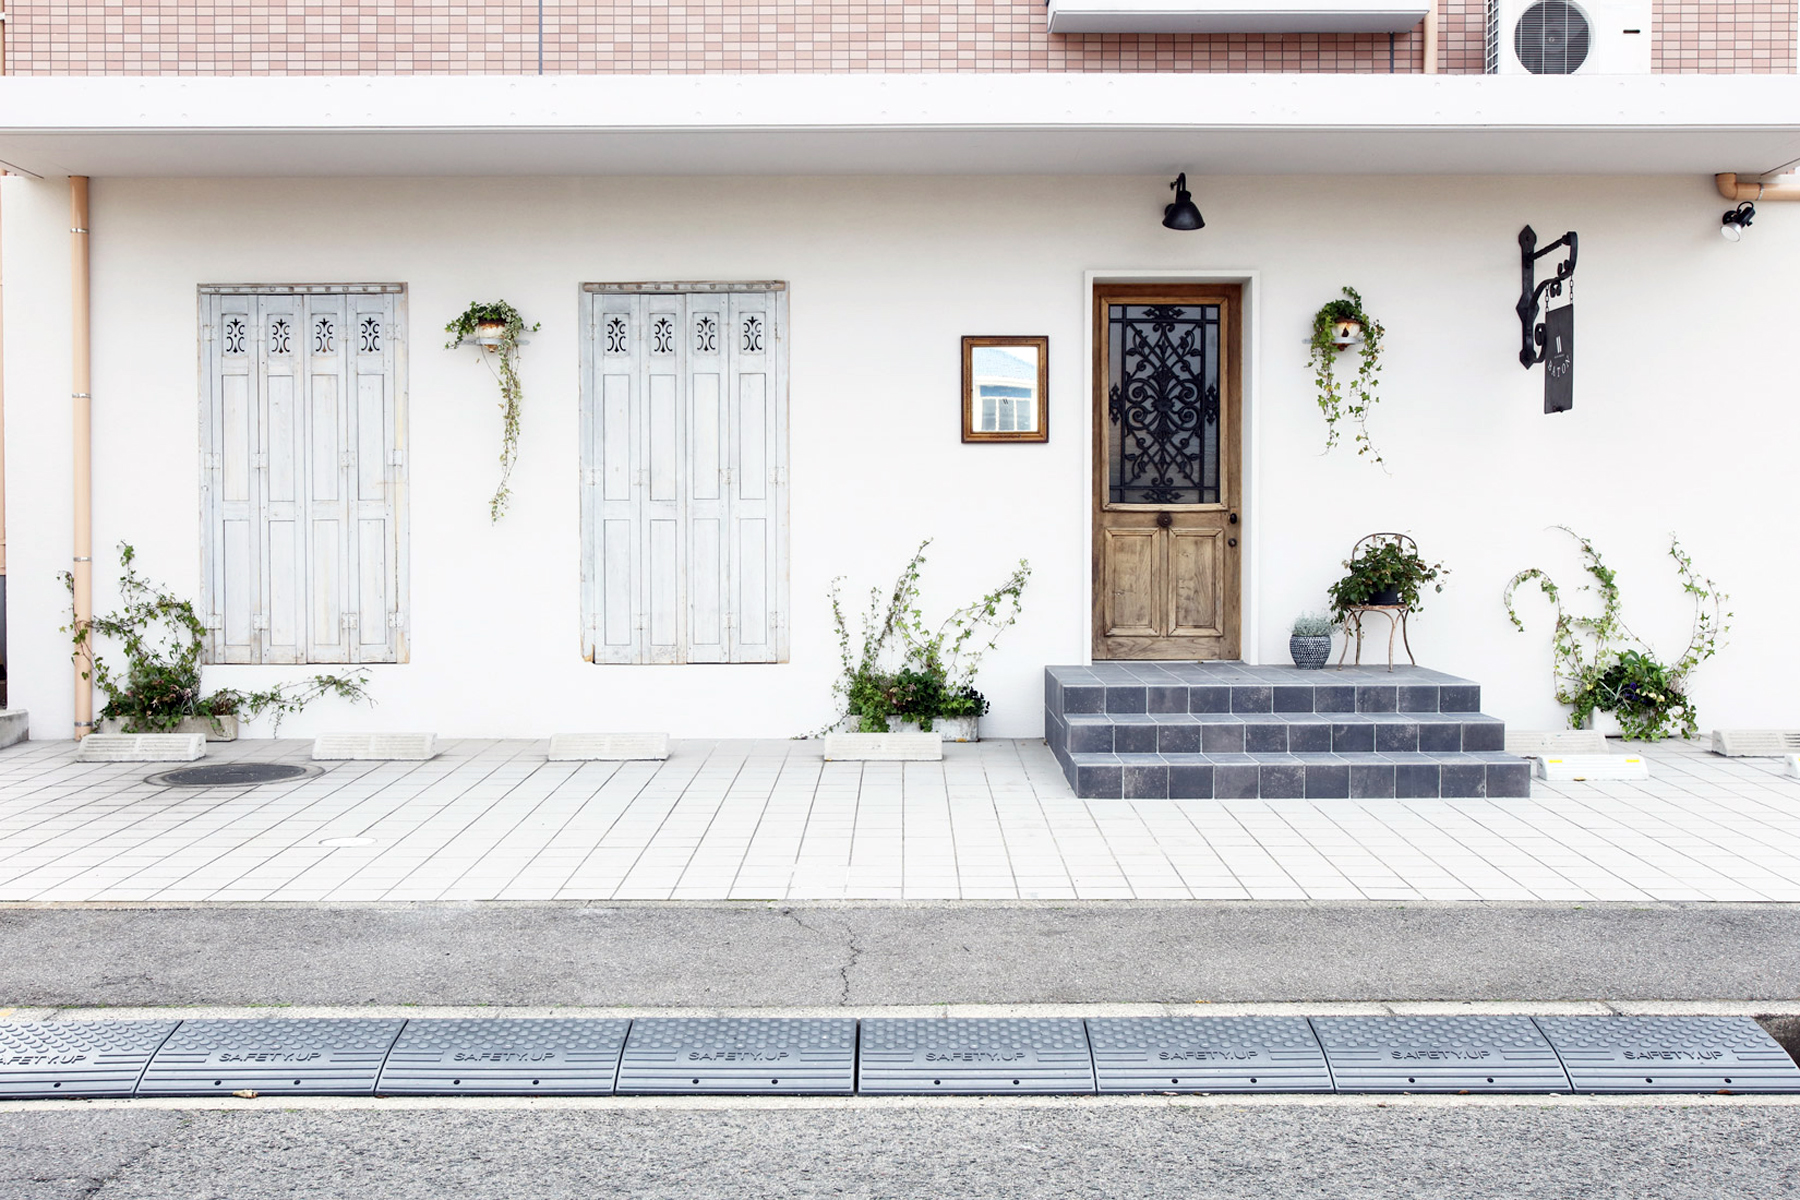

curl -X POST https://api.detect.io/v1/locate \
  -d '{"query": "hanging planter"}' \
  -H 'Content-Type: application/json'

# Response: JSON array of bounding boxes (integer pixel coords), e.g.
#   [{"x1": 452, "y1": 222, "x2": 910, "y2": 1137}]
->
[
  {"x1": 446, "y1": 300, "x2": 541, "y2": 522},
  {"x1": 1308, "y1": 287, "x2": 1386, "y2": 467}
]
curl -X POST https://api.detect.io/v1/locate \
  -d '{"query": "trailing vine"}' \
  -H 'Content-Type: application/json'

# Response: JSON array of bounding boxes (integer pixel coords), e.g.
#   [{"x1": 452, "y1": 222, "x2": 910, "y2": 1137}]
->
[
  {"x1": 446, "y1": 300, "x2": 540, "y2": 522},
  {"x1": 1308, "y1": 286, "x2": 1386, "y2": 467},
  {"x1": 62, "y1": 543, "x2": 373, "y2": 735},
  {"x1": 1504, "y1": 527, "x2": 1730, "y2": 740},
  {"x1": 825, "y1": 540, "x2": 1031, "y2": 734}
]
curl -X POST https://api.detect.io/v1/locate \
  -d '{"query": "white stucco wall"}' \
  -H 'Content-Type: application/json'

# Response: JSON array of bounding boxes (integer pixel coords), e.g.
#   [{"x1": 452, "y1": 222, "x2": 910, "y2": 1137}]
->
[{"x1": 1, "y1": 171, "x2": 1794, "y2": 740}]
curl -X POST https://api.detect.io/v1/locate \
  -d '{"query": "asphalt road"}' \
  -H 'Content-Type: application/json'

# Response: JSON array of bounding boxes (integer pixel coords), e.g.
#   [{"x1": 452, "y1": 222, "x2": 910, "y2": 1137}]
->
[
  {"x1": 4, "y1": 1101, "x2": 1797, "y2": 1200},
  {"x1": 4, "y1": 900, "x2": 1800, "y2": 1008}
]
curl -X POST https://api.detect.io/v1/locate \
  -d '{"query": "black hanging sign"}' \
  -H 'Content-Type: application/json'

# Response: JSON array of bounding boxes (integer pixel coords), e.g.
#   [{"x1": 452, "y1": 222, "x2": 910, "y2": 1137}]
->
[{"x1": 1516, "y1": 225, "x2": 1579, "y2": 413}]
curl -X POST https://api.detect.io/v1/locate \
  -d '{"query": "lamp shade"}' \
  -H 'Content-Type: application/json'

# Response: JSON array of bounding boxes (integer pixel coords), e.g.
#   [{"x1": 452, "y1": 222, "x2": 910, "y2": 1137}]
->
[{"x1": 1163, "y1": 173, "x2": 1205, "y2": 231}]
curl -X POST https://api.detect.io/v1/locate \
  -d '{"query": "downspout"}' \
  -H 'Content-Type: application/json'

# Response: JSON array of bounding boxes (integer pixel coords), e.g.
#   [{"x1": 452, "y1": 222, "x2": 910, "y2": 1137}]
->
[
  {"x1": 1716, "y1": 173, "x2": 1800, "y2": 201},
  {"x1": 70, "y1": 177, "x2": 92, "y2": 739},
  {"x1": 1422, "y1": 1, "x2": 1439, "y2": 73}
]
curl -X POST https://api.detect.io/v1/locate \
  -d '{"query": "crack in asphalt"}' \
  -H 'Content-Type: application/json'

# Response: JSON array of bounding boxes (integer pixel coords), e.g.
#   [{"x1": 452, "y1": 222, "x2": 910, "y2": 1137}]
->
[{"x1": 780, "y1": 907, "x2": 857, "y2": 1005}]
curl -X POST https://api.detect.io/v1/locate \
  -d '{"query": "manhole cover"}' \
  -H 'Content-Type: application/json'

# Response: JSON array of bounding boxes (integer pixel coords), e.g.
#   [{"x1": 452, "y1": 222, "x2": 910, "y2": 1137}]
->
[
  {"x1": 1087, "y1": 1016, "x2": 1332, "y2": 1094},
  {"x1": 378, "y1": 1019, "x2": 632, "y2": 1095},
  {"x1": 857, "y1": 1018, "x2": 1095, "y2": 1094},
  {"x1": 147, "y1": 762, "x2": 320, "y2": 788},
  {"x1": 616, "y1": 1018, "x2": 855, "y2": 1095}
]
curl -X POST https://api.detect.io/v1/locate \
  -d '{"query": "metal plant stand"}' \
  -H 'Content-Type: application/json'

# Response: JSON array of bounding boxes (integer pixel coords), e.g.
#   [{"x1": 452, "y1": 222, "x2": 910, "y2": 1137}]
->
[{"x1": 1337, "y1": 604, "x2": 1415, "y2": 672}]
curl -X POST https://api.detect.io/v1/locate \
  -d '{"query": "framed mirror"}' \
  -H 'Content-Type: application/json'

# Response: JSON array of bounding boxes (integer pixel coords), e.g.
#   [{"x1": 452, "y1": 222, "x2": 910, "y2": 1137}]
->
[{"x1": 962, "y1": 336, "x2": 1049, "y2": 443}]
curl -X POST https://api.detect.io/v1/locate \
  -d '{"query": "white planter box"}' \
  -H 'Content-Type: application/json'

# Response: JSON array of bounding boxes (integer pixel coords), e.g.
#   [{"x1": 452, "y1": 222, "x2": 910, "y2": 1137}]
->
[
  {"x1": 822, "y1": 733, "x2": 943, "y2": 762},
  {"x1": 99, "y1": 715, "x2": 238, "y2": 742},
  {"x1": 835, "y1": 716, "x2": 979, "y2": 742}
]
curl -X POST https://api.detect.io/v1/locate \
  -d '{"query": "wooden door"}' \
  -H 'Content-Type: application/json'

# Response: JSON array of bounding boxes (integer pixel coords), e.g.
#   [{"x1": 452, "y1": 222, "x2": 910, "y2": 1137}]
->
[{"x1": 1092, "y1": 284, "x2": 1242, "y2": 660}]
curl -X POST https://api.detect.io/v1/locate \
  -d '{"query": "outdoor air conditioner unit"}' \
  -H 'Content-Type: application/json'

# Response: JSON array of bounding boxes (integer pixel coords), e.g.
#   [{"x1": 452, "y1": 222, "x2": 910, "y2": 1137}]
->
[{"x1": 1486, "y1": 0, "x2": 1651, "y2": 74}]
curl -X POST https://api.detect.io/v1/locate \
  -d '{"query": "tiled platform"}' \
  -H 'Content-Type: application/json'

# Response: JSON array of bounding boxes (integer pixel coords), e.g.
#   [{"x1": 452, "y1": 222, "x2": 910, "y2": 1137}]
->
[
  {"x1": 1045, "y1": 664, "x2": 1533, "y2": 800},
  {"x1": 0, "y1": 735, "x2": 1798, "y2": 902}
]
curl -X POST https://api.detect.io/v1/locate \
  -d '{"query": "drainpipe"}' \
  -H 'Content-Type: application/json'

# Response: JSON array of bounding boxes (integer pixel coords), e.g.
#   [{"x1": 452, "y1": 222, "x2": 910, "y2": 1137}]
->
[
  {"x1": 1422, "y1": 2, "x2": 1438, "y2": 73},
  {"x1": 1716, "y1": 173, "x2": 1800, "y2": 201},
  {"x1": 70, "y1": 177, "x2": 92, "y2": 739}
]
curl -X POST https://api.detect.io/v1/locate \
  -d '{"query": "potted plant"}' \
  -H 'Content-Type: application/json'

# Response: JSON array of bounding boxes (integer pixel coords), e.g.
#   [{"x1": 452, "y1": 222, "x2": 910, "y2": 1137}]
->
[
  {"x1": 1308, "y1": 286, "x2": 1386, "y2": 466},
  {"x1": 1289, "y1": 613, "x2": 1335, "y2": 670},
  {"x1": 1327, "y1": 533, "x2": 1448, "y2": 619},
  {"x1": 446, "y1": 300, "x2": 540, "y2": 522},
  {"x1": 825, "y1": 540, "x2": 1030, "y2": 743},
  {"x1": 67, "y1": 543, "x2": 373, "y2": 739}
]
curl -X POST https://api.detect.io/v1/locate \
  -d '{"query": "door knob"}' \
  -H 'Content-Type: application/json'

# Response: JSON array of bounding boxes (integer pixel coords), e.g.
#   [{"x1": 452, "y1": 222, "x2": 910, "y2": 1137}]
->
[
  {"x1": 1228, "y1": 538, "x2": 1238, "y2": 547},
  {"x1": 1156, "y1": 512, "x2": 1173, "y2": 529},
  {"x1": 1229, "y1": 512, "x2": 1239, "y2": 525}
]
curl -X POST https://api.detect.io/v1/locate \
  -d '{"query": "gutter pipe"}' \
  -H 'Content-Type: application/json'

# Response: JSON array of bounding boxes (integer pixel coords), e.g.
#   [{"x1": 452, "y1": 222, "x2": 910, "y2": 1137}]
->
[
  {"x1": 1716, "y1": 173, "x2": 1800, "y2": 201},
  {"x1": 70, "y1": 177, "x2": 91, "y2": 739}
]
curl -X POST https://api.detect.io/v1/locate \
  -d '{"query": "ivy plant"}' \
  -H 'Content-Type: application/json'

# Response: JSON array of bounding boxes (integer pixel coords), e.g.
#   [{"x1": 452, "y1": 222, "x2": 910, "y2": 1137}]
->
[
  {"x1": 1326, "y1": 535, "x2": 1447, "y2": 621},
  {"x1": 63, "y1": 543, "x2": 373, "y2": 735},
  {"x1": 446, "y1": 300, "x2": 541, "y2": 522},
  {"x1": 1308, "y1": 286, "x2": 1387, "y2": 467},
  {"x1": 826, "y1": 540, "x2": 1031, "y2": 734},
  {"x1": 1504, "y1": 528, "x2": 1730, "y2": 740}
]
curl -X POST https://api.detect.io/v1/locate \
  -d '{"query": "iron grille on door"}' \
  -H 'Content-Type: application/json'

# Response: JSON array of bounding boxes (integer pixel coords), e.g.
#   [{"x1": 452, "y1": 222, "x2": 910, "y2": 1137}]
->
[
  {"x1": 199, "y1": 285, "x2": 407, "y2": 665},
  {"x1": 579, "y1": 284, "x2": 789, "y2": 665}
]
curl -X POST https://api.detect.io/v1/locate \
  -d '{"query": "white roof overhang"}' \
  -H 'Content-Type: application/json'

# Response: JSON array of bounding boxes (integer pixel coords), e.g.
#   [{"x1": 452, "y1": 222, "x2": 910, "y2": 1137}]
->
[{"x1": 1, "y1": 74, "x2": 1797, "y2": 179}]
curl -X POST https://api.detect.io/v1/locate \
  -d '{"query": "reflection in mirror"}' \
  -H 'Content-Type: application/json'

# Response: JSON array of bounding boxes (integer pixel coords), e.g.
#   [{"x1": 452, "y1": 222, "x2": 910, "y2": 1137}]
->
[{"x1": 962, "y1": 336, "x2": 1049, "y2": 443}]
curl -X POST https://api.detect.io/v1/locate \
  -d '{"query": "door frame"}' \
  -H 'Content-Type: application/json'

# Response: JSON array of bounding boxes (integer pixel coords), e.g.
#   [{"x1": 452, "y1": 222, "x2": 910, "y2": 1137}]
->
[{"x1": 1081, "y1": 269, "x2": 1261, "y2": 665}]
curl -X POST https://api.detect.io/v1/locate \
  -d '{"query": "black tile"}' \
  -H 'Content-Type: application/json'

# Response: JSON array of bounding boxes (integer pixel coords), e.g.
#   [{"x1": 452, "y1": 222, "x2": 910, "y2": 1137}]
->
[
  {"x1": 1461, "y1": 721, "x2": 1505, "y2": 752},
  {"x1": 1148, "y1": 686, "x2": 1189, "y2": 714},
  {"x1": 1201, "y1": 723, "x2": 1246, "y2": 753},
  {"x1": 1440, "y1": 764, "x2": 1487, "y2": 797},
  {"x1": 1313, "y1": 685, "x2": 1356, "y2": 713},
  {"x1": 1486, "y1": 763, "x2": 1532, "y2": 798},
  {"x1": 1418, "y1": 722, "x2": 1463, "y2": 752},
  {"x1": 1349, "y1": 764, "x2": 1397, "y2": 799},
  {"x1": 1046, "y1": 675, "x2": 1060, "y2": 714},
  {"x1": 1214, "y1": 765, "x2": 1261, "y2": 799},
  {"x1": 1273, "y1": 686, "x2": 1315, "y2": 713},
  {"x1": 1231, "y1": 686, "x2": 1273, "y2": 714},
  {"x1": 1188, "y1": 686, "x2": 1231, "y2": 714},
  {"x1": 1356, "y1": 686, "x2": 1398, "y2": 714},
  {"x1": 1375, "y1": 722, "x2": 1420, "y2": 753},
  {"x1": 1123, "y1": 765, "x2": 1170, "y2": 800},
  {"x1": 1168, "y1": 764, "x2": 1214, "y2": 798},
  {"x1": 1245, "y1": 723, "x2": 1290, "y2": 753},
  {"x1": 1062, "y1": 686, "x2": 1104, "y2": 715},
  {"x1": 1439, "y1": 685, "x2": 1480, "y2": 713},
  {"x1": 1395, "y1": 763, "x2": 1441, "y2": 798},
  {"x1": 1397, "y1": 685, "x2": 1439, "y2": 713},
  {"x1": 1331, "y1": 723, "x2": 1375, "y2": 753},
  {"x1": 1069, "y1": 723, "x2": 1114, "y2": 754},
  {"x1": 1259, "y1": 763, "x2": 1305, "y2": 798},
  {"x1": 1304, "y1": 764, "x2": 1350, "y2": 799},
  {"x1": 1158, "y1": 724, "x2": 1202, "y2": 754},
  {"x1": 1288, "y1": 723, "x2": 1332, "y2": 753},
  {"x1": 1115, "y1": 724, "x2": 1159, "y2": 754},
  {"x1": 1105, "y1": 687, "x2": 1147, "y2": 715},
  {"x1": 1076, "y1": 764, "x2": 1123, "y2": 799}
]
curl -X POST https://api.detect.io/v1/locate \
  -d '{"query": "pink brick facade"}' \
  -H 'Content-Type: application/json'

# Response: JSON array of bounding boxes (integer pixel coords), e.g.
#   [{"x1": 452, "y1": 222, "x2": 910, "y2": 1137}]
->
[{"x1": 0, "y1": 1, "x2": 1789, "y2": 75}]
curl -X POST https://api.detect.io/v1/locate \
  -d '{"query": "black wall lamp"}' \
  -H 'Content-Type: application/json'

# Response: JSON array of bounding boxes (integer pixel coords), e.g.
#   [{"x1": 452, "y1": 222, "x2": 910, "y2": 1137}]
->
[
  {"x1": 1162, "y1": 174, "x2": 1204, "y2": 231},
  {"x1": 1517, "y1": 225, "x2": 1579, "y2": 414},
  {"x1": 1721, "y1": 201, "x2": 1756, "y2": 241}
]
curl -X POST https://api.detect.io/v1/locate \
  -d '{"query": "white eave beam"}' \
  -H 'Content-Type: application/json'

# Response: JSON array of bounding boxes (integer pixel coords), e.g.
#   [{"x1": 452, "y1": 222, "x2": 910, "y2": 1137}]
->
[{"x1": 1046, "y1": 0, "x2": 1430, "y2": 34}]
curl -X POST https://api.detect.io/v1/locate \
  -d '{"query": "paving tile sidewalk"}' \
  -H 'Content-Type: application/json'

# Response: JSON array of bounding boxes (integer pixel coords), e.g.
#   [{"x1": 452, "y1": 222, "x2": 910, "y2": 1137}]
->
[{"x1": 0, "y1": 737, "x2": 1796, "y2": 904}]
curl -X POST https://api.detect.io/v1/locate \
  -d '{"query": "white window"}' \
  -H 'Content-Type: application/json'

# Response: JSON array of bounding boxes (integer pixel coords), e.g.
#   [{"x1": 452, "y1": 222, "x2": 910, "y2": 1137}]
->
[
  {"x1": 199, "y1": 285, "x2": 407, "y2": 665},
  {"x1": 580, "y1": 283, "x2": 788, "y2": 664}
]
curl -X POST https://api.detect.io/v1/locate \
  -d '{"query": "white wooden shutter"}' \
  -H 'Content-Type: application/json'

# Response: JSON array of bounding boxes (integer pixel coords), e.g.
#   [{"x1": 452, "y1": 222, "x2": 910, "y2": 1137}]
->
[
  {"x1": 298, "y1": 293, "x2": 350, "y2": 664},
  {"x1": 260, "y1": 293, "x2": 309, "y2": 664},
  {"x1": 581, "y1": 284, "x2": 787, "y2": 666},
  {"x1": 347, "y1": 294, "x2": 401, "y2": 663},
  {"x1": 202, "y1": 294, "x2": 263, "y2": 664}
]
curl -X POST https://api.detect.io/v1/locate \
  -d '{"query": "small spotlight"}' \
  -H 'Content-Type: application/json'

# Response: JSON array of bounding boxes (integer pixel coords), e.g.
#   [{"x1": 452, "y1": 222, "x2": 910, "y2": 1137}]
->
[
  {"x1": 1162, "y1": 173, "x2": 1205, "y2": 231},
  {"x1": 1721, "y1": 201, "x2": 1755, "y2": 242}
]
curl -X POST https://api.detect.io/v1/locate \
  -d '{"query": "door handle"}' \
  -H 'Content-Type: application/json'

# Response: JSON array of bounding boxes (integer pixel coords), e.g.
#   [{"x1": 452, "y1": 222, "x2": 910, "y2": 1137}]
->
[
  {"x1": 1156, "y1": 512, "x2": 1173, "y2": 529},
  {"x1": 1229, "y1": 512, "x2": 1239, "y2": 525},
  {"x1": 1228, "y1": 538, "x2": 1238, "y2": 547}
]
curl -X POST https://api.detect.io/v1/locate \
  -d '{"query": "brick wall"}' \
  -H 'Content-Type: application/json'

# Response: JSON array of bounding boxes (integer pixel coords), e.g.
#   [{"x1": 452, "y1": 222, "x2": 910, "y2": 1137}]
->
[{"x1": 1, "y1": 1, "x2": 1789, "y2": 77}]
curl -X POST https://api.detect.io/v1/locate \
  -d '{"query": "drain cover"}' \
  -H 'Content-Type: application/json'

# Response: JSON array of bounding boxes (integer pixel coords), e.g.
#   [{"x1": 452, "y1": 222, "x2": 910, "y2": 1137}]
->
[
  {"x1": 148, "y1": 762, "x2": 318, "y2": 788},
  {"x1": 1312, "y1": 1016, "x2": 1569, "y2": 1093},
  {"x1": 1087, "y1": 1017, "x2": 1331, "y2": 1094},
  {"x1": 138, "y1": 1018, "x2": 404, "y2": 1096},
  {"x1": 378, "y1": 1019, "x2": 631, "y2": 1095},
  {"x1": 858, "y1": 1018, "x2": 1095, "y2": 1094},
  {"x1": 616, "y1": 1018, "x2": 854, "y2": 1094},
  {"x1": 0, "y1": 1021, "x2": 178, "y2": 1098},
  {"x1": 1536, "y1": 1016, "x2": 1800, "y2": 1093}
]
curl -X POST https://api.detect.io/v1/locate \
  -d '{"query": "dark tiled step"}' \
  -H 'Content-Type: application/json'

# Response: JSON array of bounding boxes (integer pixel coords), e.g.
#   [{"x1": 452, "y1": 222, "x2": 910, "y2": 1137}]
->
[
  {"x1": 1046, "y1": 663, "x2": 1481, "y2": 718},
  {"x1": 1063, "y1": 752, "x2": 1532, "y2": 801},
  {"x1": 1056, "y1": 711, "x2": 1506, "y2": 756}
]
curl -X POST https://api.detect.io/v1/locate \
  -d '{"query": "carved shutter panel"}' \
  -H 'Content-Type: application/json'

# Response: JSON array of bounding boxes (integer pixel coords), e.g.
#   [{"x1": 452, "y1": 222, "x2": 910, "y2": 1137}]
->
[
  {"x1": 298, "y1": 294, "x2": 349, "y2": 664},
  {"x1": 642, "y1": 298, "x2": 686, "y2": 665},
  {"x1": 726, "y1": 292, "x2": 785, "y2": 663},
  {"x1": 685, "y1": 294, "x2": 729, "y2": 664},
  {"x1": 257, "y1": 294, "x2": 308, "y2": 665},
  {"x1": 585, "y1": 293, "x2": 641, "y2": 664},
  {"x1": 347, "y1": 294, "x2": 401, "y2": 663},
  {"x1": 203, "y1": 294, "x2": 262, "y2": 663}
]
